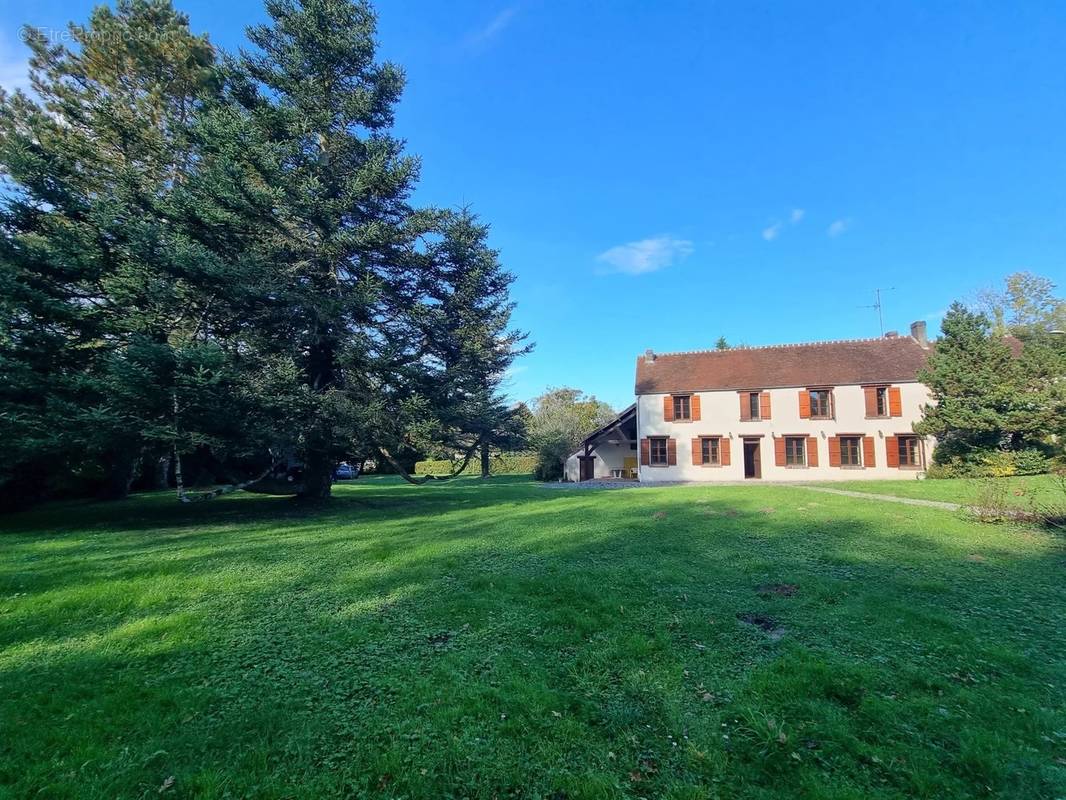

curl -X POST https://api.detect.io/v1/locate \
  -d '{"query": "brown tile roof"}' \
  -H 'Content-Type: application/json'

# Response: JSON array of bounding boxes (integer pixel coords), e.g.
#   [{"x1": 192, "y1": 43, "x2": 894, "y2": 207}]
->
[{"x1": 635, "y1": 336, "x2": 931, "y2": 395}]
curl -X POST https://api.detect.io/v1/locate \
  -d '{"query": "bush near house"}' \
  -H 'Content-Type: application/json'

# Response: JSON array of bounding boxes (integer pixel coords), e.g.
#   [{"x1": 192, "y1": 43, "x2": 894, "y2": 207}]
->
[
  {"x1": 926, "y1": 447, "x2": 1052, "y2": 478},
  {"x1": 414, "y1": 452, "x2": 537, "y2": 476}
]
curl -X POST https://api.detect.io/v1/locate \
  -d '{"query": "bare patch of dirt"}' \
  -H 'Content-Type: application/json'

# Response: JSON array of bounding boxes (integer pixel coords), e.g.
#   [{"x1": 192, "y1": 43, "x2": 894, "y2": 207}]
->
[
  {"x1": 757, "y1": 583, "x2": 798, "y2": 597},
  {"x1": 737, "y1": 612, "x2": 786, "y2": 640},
  {"x1": 652, "y1": 511, "x2": 668, "y2": 520},
  {"x1": 759, "y1": 507, "x2": 777, "y2": 514},
  {"x1": 966, "y1": 554, "x2": 986, "y2": 563}
]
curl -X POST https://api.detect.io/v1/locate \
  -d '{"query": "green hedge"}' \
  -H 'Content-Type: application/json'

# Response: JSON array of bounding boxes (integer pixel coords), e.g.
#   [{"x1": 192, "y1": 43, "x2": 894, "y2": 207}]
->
[
  {"x1": 414, "y1": 452, "x2": 537, "y2": 476},
  {"x1": 927, "y1": 448, "x2": 1052, "y2": 479}
]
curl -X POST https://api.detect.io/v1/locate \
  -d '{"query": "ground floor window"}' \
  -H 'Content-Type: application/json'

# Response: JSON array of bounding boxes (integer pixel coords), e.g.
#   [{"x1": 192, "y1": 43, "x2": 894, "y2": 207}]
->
[
  {"x1": 898, "y1": 435, "x2": 920, "y2": 467},
  {"x1": 650, "y1": 437, "x2": 669, "y2": 466},
  {"x1": 785, "y1": 436, "x2": 806, "y2": 466},
  {"x1": 839, "y1": 435, "x2": 862, "y2": 466},
  {"x1": 700, "y1": 437, "x2": 720, "y2": 465}
]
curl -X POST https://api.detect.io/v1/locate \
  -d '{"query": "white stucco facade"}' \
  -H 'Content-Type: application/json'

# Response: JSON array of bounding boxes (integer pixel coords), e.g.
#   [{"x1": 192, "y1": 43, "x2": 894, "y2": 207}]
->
[
  {"x1": 636, "y1": 381, "x2": 933, "y2": 482},
  {"x1": 564, "y1": 441, "x2": 637, "y2": 482}
]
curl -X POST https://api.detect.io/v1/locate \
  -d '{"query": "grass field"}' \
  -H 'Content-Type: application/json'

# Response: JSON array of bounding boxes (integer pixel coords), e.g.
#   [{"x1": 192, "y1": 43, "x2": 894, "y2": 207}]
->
[
  {"x1": 1, "y1": 477, "x2": 1063, "y2": 799},
  {"x1": 811, "y1": 474, "x2": 1065, "y2": 510}
]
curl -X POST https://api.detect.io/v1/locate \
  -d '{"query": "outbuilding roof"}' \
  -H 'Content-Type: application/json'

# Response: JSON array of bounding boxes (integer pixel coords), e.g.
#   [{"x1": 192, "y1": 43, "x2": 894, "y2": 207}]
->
[{"x1": 635, "y1": 335, "x2": 931, "y2": 395}]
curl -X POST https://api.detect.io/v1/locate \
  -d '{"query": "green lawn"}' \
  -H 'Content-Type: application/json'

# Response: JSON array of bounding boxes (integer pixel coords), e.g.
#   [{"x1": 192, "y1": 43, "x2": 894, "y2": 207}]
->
[
  {"x1": 1, "y1": 478, "x2": 1063, "y2": 799},
  {"x1": 811, "y1": 474, "x2": 1065, "y2": 510}
]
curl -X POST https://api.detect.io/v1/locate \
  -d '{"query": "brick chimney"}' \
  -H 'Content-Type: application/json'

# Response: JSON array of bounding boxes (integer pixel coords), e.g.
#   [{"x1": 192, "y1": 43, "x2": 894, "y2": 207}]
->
[
  {"x1": 644, "y1": 348, "x2": 656, "y2": 363},
  {"x1": 910, "y1": 320, "x2": 928, "y2": 348}
]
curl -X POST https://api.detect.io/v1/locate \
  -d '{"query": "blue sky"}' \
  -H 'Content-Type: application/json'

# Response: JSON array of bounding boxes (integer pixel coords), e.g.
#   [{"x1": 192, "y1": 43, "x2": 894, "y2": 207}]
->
[{"x1": 2, "y1": 0, "x2": 1064, "y2": 410}]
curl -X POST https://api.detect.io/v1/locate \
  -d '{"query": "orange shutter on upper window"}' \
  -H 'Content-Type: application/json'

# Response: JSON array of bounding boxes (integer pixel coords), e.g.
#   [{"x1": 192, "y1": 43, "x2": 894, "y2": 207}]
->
[
  {"x1": 739, "y1": 393, "x2": 751, "y2": 421},
  {"x1": 690, "y1": 394, "x2": 701, "y2": 421},
  {"x1": 663, "y1": 395, "x2": 674, "y2": 422},
  {"x1": 863, "y1": 436, "x2": 875, "y2": 468},
  {"x1": 760, "y1": 392, "x2": 772, "y2": 420},
  {"x1": 798, "y1": 390, "x2": 811, "y2": 419},
  {"x1": 691, "y1": 438, "x2": 701, "y2": 465},
  {"x1": 807, "y1": 436, "x2": 819, "y2": 467},
  {"x1": 864, "y1": 386, "x2": 877, "y2": 417},
  {"x1": 720, "y1": 438, "x2": 731, "y2": 466},
  {"x1": 640, "y1": 438, "x2": 650, "y2": 466},
  {"x1": 828, "y1": 436, "x2": 841, "y2": 467},
  {"x1": 666, "y1": 438, "x2": 677, "y2": 466},
  {"x1": 888, "y1": 387, "x2": 902, "y2": 417},
  {"x1": 885, "y1": 436, "x2": 899, "y2": 467},
  {"x1": 774, "y1": 436, "x2": 786, "y2": 467}
]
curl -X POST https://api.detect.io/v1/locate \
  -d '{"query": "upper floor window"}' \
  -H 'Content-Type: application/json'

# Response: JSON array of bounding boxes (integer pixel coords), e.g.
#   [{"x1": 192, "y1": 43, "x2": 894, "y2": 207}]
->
[
  {"x1": 839, "y1": 435, "x2": 862, "y2": 466},
  {"x1": 748, "y1": 392, "x2": 761, "y2": 420},
  {"x1": 673, "y1": 394, "x2": 691, "y2": 421},
  {"x1": 785, "y1": 436, "x2": 806, "y2": 466},
  {"x1": 809, "y1": 389, "x2": 832, "y2": 419},
  {"x1": 875, "y1": 387, "x2": 888, "y2": 417},
  {"x1": 649, "y1": 437, "x2": 669, "y2": 466}
]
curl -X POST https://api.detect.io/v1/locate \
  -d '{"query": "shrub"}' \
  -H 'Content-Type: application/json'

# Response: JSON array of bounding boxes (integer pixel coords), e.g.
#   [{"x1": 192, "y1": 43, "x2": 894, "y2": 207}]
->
[
  {"x1": 927, "y1": 448, "x2": 1052, "y2": 479},
  {"x1": 413, "y1": 452, "x2": 536, "y2": 476}
]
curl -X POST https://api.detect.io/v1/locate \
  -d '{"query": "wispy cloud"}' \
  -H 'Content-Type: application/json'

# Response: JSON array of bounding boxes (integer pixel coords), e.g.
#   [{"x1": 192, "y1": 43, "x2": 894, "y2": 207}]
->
[
  {"x1": 827, "y1": 218, "x2": 851, "y2": 238},
  {"x1": 0, "y1": 35, "x2": 30, "y2": 95},
  {"x1": 596, "y1": 235, "x2": 693, "y2": 276},
  {"x1": 762, "y1": 208, "x2": 804, "y2": 242},
  {"x1": 761, "y1": 222, "x2": 782, "y2": 241},
  {"x1": 463, "y1": 6, "x2": 519, "y2": 48}
]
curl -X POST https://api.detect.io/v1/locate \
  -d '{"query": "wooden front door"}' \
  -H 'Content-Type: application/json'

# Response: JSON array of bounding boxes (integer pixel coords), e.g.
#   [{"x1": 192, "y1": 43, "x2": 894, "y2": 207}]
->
[
  {"x1": 743, "y1": 438, "x2": 761, "y2": 479},
  {"x1": 578, "y1": 456, "x2": 595, "y2": 481}
]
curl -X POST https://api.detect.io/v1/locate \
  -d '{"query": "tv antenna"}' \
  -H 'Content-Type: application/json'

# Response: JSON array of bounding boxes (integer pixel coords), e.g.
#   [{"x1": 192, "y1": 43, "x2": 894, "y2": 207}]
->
[{"x1": 859, "y1": 288, "x2": 895, "y2": 337}]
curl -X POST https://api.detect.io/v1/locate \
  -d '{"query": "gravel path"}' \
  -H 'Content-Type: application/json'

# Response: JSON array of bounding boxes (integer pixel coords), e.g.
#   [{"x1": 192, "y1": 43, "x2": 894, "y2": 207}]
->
[
  {"x1": 793, "y1": 485, "x2": 961, "y2": 510},
  {"x1": 541, "y1": 480, "x2": 963, "y2": 510}
]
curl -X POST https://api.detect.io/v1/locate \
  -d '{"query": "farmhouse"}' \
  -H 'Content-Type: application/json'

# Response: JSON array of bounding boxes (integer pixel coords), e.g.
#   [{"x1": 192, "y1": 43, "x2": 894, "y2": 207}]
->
[{"x1": 567, "y1": 321, "x2": 935, "y2": 482}]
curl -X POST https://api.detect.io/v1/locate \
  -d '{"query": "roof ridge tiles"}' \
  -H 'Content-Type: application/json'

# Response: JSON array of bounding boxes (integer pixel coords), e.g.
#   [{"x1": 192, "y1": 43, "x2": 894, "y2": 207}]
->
[{"x1": 646, "y1": 335, "x2": 908, "y2": 359}]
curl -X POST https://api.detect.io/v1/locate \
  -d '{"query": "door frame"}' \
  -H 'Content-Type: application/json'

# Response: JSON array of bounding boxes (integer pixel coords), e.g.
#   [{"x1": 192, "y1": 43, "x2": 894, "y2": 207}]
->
[
  {"x1": 577, "y1": 455, "x2": 595, "y2": 481},
  {"x1": 743, "y1": 437, "x2": 762, "y2": 479}
]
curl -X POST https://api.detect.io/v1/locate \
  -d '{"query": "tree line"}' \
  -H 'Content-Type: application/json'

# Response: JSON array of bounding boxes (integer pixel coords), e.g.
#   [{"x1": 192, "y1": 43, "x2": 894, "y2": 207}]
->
[{"x1": 0, "y1": 0, "x2": 529, "y2": 507}]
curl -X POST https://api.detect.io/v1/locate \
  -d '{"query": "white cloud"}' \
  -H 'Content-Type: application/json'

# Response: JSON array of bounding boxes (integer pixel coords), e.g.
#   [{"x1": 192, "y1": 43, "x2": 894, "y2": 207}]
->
[
  {"x1": 790, "y1": 208, "x2": 805, "y2": 224},
  {"x1": 596, "y1": 235, "x2": 693, "y2": 275},
  {"x1": 0, "y1": 35, "x2": 31, "y2": 95},
  {"x1": 761, "y1": 222, "x2": 782, "y2": 241},
  {"x1": 827, "y1": 218, "x2": 851, "y2": 238},
  {"x1": 464, "y1": 6, "x2": 519, "y2": 47}
]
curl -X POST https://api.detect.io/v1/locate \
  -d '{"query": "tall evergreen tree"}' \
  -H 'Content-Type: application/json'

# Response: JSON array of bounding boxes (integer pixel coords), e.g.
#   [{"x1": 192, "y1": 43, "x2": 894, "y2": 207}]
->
[
  {"x1": 0, "y1": 0, "x2": 224, "y2": 502},
  {"x1": 914, "y1": 303, "x2": 1053, "y2": 458}
]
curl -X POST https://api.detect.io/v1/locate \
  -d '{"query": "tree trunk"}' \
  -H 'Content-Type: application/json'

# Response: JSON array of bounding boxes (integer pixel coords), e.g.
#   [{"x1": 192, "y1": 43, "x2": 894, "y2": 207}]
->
[
  {"x1": 101, "y1": 451, "x2": 139, "y2": 500},
  {"x1": 299, "y1": 447, "x2": 334, "y2": 499},
  {"x1": 154, "y1": 454, "x2": 171, "y2": 490},
  {"x1": 480, "y1": 441, "x2": 490, "y2": 478}
]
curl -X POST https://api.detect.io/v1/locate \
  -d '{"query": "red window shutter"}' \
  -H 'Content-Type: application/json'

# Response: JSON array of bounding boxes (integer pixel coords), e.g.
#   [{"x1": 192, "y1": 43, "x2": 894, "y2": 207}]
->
[
  {"x1": 863, "y1": 436, "x2": 875, "y2": 467},
  {"x1": 690, "y1": 394, "x2": 701, "y2": 421},
  {"x1": 888, "y1": 387, "x2": 902, "y2": 417},
  {"x1": 640, "y1": 438, "x2": 650, "y2": 466},
  {"x1": 807, "y1": 436, "x2": 819, "y2": 467},
  {"x1": 667, "y1": 438, "x2": 677, "y2": 466},
  {"x1": 828, "y1": 436, "x2": 841, "y2": 467},
  {"x1": 663, "y1": 395, "x2": 674, "y2": 422},
  {"x1": 885, "y1": 436, "x2": 899, "y2": 467},
  {"x1": 720, "y1": 438, "x2": 731, "y2": 466},
  {"x1": 760, "y1": 392, "x2": 772, "y2": 420},
  {"x1": 864, "y1": 386, "x2": 877, "y2": 417},
  {"x1": 798, "y1": 390, "x2": 811, "y2": 419},
  {"x1": 739, "y1": 393, "x2": 751, "y2": 421},
  {"x1": 691, "y1": 438, "x2": 701, "y2": 465},
  {"x1": 774, "y1": 437, "x2": 786, "y2": 467}
]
